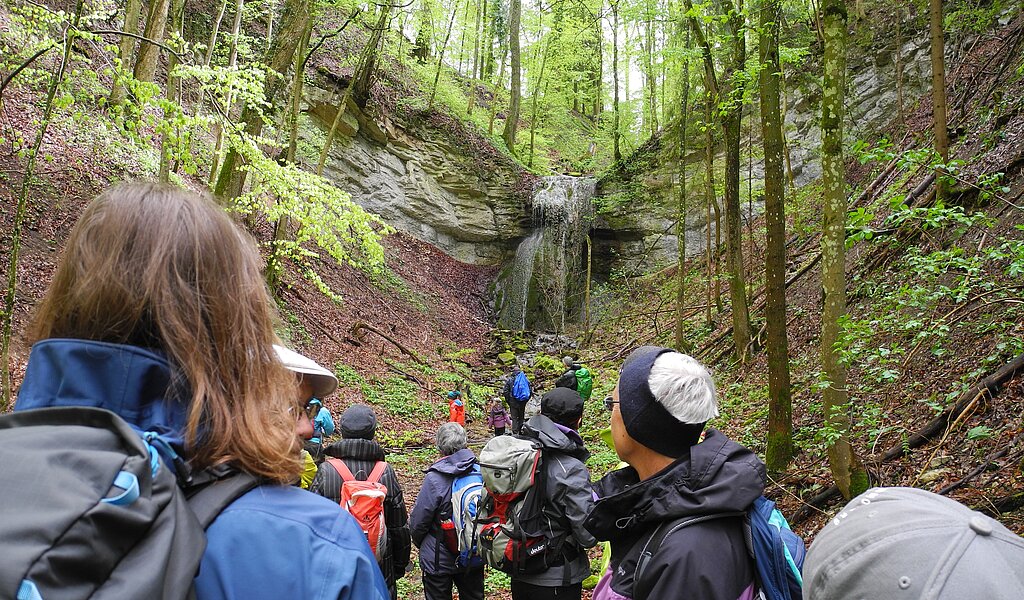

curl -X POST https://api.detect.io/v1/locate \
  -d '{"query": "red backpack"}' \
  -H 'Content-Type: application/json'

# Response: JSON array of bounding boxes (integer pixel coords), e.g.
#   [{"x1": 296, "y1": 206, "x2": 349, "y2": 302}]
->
[{"x1": 326, "y1": 459, "x2": 389, "y2": 562}]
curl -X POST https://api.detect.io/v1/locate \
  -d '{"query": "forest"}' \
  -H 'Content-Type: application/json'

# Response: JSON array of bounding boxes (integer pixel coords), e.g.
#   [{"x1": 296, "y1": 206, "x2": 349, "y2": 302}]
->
[{"x1": 1, "y1": 0, "x2": 1023, "y2": 596}]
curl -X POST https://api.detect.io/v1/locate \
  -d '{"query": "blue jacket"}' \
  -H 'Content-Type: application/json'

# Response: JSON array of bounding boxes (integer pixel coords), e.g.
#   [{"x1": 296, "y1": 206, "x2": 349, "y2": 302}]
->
[
  {"x1": 15, "y1": 339, "x2": 390, "y2": 600},
  {"x1": 408, "y1": 448, "x2": 481, "y2": 575},
  {"x1": 311, "y1": 405, "x2": 335, "y2": 444}
]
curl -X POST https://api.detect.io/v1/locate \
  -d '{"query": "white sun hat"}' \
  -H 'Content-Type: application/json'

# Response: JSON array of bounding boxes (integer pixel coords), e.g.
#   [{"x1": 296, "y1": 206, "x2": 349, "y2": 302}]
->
[{"x1": 273, "y1": 344, "x2": 339, "y2": 398}]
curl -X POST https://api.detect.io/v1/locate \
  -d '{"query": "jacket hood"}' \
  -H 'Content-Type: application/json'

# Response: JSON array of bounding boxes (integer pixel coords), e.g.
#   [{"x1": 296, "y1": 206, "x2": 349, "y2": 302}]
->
[
  {"x1": 15, "y1": 339, "x2": 190, "y2": 454},
  {"x1": 585, "y1": 428, "x2": 765, "y2": 541},
  {"x1": 522, "y1": 414, "x2": 590, "y2": 462},
  {"x1": 425, "y1": 447, "x2": 477, "y2": 476},
  {"x1": 323, "y1": 437, "x2": 386, "y2": 462}
]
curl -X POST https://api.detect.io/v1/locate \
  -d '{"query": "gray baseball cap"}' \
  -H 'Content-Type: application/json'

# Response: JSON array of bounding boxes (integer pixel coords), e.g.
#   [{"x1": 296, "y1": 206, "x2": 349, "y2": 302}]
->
[{"x1": 803, "y1": 486, "x2": 1024, "y2": 599}]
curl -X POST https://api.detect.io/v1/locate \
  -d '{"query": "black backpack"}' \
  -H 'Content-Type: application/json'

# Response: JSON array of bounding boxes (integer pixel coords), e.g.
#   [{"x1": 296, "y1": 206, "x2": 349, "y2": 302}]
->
[{"x1": 0, "y1": 406, "x2": 259, "y2": 600}]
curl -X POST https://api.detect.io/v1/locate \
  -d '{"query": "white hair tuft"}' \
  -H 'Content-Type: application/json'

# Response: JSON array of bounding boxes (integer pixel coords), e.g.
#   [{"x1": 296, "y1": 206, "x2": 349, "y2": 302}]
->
[{"x1": 647, "y1": 352, "x2": 719, "y2": 423}]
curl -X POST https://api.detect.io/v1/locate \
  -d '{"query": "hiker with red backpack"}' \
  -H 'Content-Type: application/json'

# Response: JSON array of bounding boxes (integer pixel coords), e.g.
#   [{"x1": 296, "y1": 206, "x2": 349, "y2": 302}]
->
[
  {"x1": 1, "y1": 183, "x2": 389, "y2": 600},
  {"x1": 477, "y1": 387, "x2": 597, "y2": 600},
  {"x1": 311, "y1": 404, "x2": 411, "y2": 600},
  {"x1": 408, "y1": 423, "x2": 486, "y2": 600},
  {"x1": 584, "y1": 347, "x2": 779, "y2": 600}
]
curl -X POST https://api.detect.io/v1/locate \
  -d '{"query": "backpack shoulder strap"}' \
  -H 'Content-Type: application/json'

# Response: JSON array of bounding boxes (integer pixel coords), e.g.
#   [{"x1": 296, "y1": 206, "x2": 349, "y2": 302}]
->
[
  {"x1": 327, "y1": 457, "x2": 356, "y2": 481},
  {"x1": 185, "y1": 470, "x2": 261, "y2": 529},
  {"x1": 366, "y1": 461, "x2": 388, "y2": 484},
  {"x1": 633, "y1": 511, "x2": 745, "y2": 596}
]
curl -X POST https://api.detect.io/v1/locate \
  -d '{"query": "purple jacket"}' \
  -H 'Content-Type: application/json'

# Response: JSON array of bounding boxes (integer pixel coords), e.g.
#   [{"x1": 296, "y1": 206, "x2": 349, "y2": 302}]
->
[
  {"x1": 585, "y1": 429, "x2": 764, "y2": 600},
  {"x1": 486, "y1": 405, "x2": 510, "y2": 429},
  {"x1": 408, "y1": 448, "x2": 481, "y2": 575}
]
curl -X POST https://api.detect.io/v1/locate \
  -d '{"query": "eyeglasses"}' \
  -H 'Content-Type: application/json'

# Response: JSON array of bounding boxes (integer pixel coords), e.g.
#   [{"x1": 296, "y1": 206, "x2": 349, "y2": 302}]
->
[
  {"x1": 290, "y1": 400, "x2": 320, "y2": 420},
  {"x1": 602, "y1": 396, "x2": 619, "y2": 412}
]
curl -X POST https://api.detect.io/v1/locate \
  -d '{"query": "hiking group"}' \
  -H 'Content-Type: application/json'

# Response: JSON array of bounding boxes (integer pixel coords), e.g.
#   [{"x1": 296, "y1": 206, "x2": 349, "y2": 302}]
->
[{"x1": 1, "y1": 183, "x2": 1022, "y2": 600}]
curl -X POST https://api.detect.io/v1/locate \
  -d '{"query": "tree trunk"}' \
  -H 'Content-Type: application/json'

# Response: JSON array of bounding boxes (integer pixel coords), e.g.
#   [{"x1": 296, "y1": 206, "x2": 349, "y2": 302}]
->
[
  {"x1": 472, "y1": 0, "x2": 484, "y2": 80},
  {"x1": 350, "y1": 6, "x2": 390, "y2": 107},
  {"x1": 109, "y1": 0, "x2": 143, "y2": 105},
  {"x1": 644, "y1": 0, "x2": 658, "y2": 137},
  {"x1": 133, "y1": 0, "x2": 172, "y2": 83},
  {"x1": 429, "y1": 0, "x2": 461, "y2": 109},
  {"x1": 158, "y1": 0, "x2": 186, "y2": 182},
  {"x1": 821, "y1": 0, "x2": 868, "y2": 500},
  {"x1": 501, "y1": 0, "x2": 522, "y2": 154},
  {"x1": 706, "y1": 90, "x2": 722, "y2": 314},
  {"x1": 720, "y1": 0, "x2": 751, "y2": 361},
  {"x1": 929, "y1": 0, "x2": 949, "y2": 200},
  {"x1": 414, "y1": 0, "x2": 433, "y2": 63},
  {"x1": 286, "y1": 17, "x2": 314, "y2": 164},
  {"x1": 208, "y1": 0, "x2": 245, "y2": 184},
  {"x1": 488, "y1": 50, "x2": 507, "y2": 135},
  {"x1": 675, "y1": 47, "x2": 691, "y2": 352},
  {"x1": 612, "y1": 0, "x2": 621, "y2": 162},
  {"x1": 780, "y1": 66, "x2": 796, "y2": 191},
  {"x1": 759, "y1": 0, "x2": 793, "y2": 473},
  {"x1": 215, "y1": 0, "x2": 312, "y2": 200},
  {"x1": 204, "y1": 0, "x2": 230, "y2": 66},
  {"x1": 316, "y1": 5, "x2": 390, "y2": 175},
  {"x1": 527, "y1": 35, "x2": 550, "y2": 168},
  {"x1": 894, "y1": 5, "x2": 906, "y2": 126},
  {"x1": 595, "y1": 33, "x2": 603, "y2": 118}
]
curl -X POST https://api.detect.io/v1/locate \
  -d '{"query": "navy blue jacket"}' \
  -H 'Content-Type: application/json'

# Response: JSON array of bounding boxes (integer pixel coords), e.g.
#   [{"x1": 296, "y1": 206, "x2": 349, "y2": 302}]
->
[
  {"x1": 15, "y1": 339, "x2": 390, "y2": 600},
  {"x1": 408, "y1": 448, "x2": 480, "y2": 575}
]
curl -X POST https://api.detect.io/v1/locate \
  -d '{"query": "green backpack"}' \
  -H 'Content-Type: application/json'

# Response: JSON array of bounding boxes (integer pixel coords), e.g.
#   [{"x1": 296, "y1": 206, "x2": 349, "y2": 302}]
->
[{"x1": 574, "y1": 367, "x2": 593, "y2": 400}]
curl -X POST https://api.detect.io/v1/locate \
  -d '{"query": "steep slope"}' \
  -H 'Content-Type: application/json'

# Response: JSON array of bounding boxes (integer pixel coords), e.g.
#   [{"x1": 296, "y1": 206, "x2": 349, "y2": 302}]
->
[{"x1": 582, "y1": 11, "x2": 1024, "y2": 535}]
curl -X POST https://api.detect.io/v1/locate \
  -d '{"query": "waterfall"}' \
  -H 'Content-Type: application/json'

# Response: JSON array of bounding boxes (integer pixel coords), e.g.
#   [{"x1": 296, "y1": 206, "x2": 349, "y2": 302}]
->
[
  {"x1": 500, "y1": 231, "x2": 543, "y2": 329},
  {"x1": 496, "y1": 175, "x2": 596, "y2": 331}
]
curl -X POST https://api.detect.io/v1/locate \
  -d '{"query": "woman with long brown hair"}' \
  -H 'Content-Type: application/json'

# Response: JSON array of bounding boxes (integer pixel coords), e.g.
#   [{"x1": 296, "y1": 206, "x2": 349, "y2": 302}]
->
[{"x1": 13, "y1": 183, "x2": 389, "y2": 599}]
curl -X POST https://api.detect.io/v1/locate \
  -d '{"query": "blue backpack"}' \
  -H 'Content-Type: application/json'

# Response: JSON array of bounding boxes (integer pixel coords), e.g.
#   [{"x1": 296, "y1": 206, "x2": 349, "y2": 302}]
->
[
  {"x1": 636, "y1": 495, "x2": 804, "y2": 600},
  {"x1": 449, "y1": 464, "x2": 484, "y2": 569},
  {"x1": 510, "y1": 372, "x2": 531, "y2": 402}
]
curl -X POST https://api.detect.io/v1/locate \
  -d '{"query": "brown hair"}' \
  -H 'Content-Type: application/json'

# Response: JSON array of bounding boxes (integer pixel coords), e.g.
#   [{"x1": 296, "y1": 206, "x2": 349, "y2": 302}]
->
[{"x1": 30, "y1": 182, "x2": 300, "y2": 482}]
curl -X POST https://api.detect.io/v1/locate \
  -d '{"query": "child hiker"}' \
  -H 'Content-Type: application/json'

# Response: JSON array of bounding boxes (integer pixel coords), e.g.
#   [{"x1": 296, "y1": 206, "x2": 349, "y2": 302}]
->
[
  {"x1": 448, "y1": 390, "x2": 465, "y2": 426},
  {"x1": 486, "y1": 397, "x2": 510, "y2": 437}
]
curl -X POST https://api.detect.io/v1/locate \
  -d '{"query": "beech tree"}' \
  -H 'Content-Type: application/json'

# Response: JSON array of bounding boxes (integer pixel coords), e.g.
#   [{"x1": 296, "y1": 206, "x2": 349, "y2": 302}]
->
[
  {"x1": 684, "y1": 0, "x2": 751, "y2": 361},
  {"x1": 759, "y1": 0, "x2": 793, "y2": 472},
  {"x1": 501, "y1": 0, "x2": 521, "y2": 153},
  {"x1": 930, "y1": 0, "x2": 949, "y2": 200},
  {"x1": 820, "y1": 0, "x2": 868, "y2": 500},
  {"x1": 132, "y1": 0, "x2": 172, "y2": 84}
]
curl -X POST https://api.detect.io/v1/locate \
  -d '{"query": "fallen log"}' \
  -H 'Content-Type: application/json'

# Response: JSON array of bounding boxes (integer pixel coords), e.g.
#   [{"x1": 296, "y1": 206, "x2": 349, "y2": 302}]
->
[
  {"x1": 349, "y1": 322, "x2": 427, "y2": 365},
  {"x1": 794, "y1": 353, "x2": 1024, "y2": 524},
  {"x1": 879, "y1": 352, "x2": 1024, "y2": 462}
]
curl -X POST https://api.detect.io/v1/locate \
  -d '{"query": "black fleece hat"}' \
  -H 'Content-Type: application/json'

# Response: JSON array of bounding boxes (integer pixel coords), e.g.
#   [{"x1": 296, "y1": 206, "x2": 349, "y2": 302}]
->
[
  {"x1": 618, "y1": 346, "x2": 705, "y2": 457},
  {"x1": 339, "y1": 404, "x2": 377, "y2": 439},
  {"x1": 541, "y1": 387, "x2": 584, "y2": 426}
]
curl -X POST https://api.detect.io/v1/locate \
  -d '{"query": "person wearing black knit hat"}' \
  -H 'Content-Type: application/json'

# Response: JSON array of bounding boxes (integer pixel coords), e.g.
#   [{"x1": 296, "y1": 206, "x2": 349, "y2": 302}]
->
[
  {"x1": 584, "y1": 346, "x2": 766, "y2": 600},
  {"x1": 310, "y1": 404, "x2": 412, "y2": 600}
]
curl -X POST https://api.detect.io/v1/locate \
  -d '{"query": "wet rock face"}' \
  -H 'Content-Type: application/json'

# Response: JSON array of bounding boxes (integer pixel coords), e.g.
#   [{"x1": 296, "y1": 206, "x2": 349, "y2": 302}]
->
[{"x1": 305, "y1": 86, "x2": 529, "y2": 265}]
